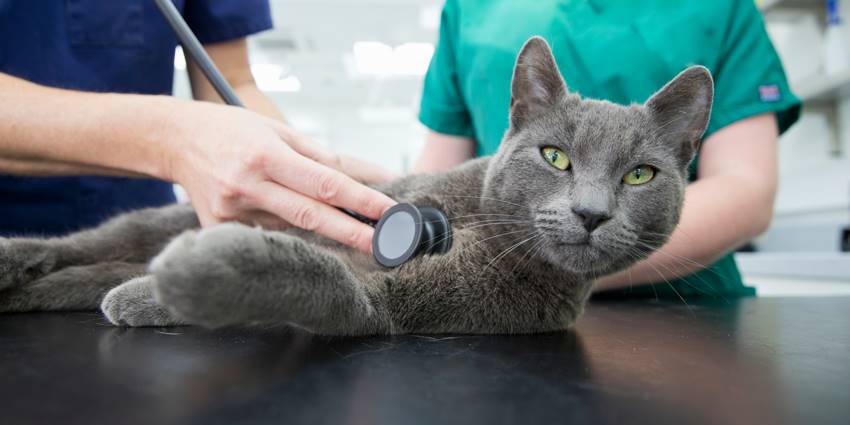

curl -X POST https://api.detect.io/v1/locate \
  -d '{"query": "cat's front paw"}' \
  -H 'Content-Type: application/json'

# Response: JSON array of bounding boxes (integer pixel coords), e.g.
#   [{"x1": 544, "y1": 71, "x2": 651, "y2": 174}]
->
[
  {"x1": 150, "y1": 223, "x2": 268, "y2": 328},
  {"x1": 101, "y1": 276, "x2": 186, "y2": 327},
  {"x1": 0, "y1": 238, "x2": 57, "y2": 291}
]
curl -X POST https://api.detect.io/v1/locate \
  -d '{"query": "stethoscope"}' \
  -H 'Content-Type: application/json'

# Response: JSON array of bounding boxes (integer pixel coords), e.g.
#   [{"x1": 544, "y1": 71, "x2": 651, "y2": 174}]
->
[{"x1": 153, "y1": 0, "x2": 453, "y2": 267}]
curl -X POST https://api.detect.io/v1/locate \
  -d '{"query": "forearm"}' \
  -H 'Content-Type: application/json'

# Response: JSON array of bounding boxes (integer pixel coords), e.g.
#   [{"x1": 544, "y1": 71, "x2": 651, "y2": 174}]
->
[
  {"x1": 0, "y1": 157, "x2": 145, "y2": 177},
  {"x1": 413, "y1": 131, "x2": 475, "y2": 174},
  {"x1": 234, "y1": 84, "x2": 285, "y2": 121},
  {"x1": 594, "y1": 173, "x2": 773, "y2": 290},
  {"x1": 0, "y1": 72, "x2": 178, "y2": 179}
]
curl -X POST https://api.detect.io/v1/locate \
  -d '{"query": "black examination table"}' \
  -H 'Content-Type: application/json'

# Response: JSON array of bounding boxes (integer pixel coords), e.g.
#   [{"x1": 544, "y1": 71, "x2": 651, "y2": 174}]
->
[{"x1": 2, "y1": 297, "x2": 848, "y2": 425}]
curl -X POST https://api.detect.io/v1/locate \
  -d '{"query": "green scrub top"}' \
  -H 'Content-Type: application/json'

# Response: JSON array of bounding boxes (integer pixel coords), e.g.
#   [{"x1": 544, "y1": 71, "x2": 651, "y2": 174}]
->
[{"x1": 419, "y1": 0, "x2": 801, "y2": 299}]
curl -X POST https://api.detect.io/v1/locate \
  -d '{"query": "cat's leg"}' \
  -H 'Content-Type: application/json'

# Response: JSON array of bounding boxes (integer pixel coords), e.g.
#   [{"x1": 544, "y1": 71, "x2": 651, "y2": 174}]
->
[
  {"x1": 149, "y1": 223, "x2": 389, "y2": 334},
  {"x1": 0, "y1": 238, "x2": 59, "y2": 291},
  {"x1": 100, "y1": 275, "x2": 186, "y2": 327},
  {"x1": 0, "y1": 262, "x2": 147, "y2": 312},
  {"x1": 0, "y1": 204, "x2": 198, "y2": 290}
]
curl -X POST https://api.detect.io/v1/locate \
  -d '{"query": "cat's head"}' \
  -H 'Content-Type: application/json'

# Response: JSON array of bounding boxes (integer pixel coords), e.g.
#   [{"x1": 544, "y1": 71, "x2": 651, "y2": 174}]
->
[{"x1": 482, "y1": 36, "x2": 713, "y2": 276}]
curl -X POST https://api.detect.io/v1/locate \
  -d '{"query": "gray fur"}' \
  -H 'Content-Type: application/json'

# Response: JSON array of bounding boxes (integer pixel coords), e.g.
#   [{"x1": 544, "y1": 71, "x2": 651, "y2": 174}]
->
[
  {"x1": 0, "y1": 37, "x2": 714, "y2": 334},
  {"x1": 102, "y1": 275, "x2": 186, "y2": 327}
]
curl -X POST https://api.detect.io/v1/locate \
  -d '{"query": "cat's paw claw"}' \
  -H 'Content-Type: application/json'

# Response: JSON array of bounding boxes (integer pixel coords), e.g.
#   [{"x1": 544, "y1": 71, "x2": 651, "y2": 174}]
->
[{"x1": 101, "y1": 277, "x2": 185, "y2": 327}]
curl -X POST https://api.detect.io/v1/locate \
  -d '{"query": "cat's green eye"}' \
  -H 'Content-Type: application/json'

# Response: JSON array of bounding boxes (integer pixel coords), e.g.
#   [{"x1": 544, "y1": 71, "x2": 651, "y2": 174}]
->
[
  {"x1": 623, "y1": 166, "x2": 656, "y2": 185},
  {"x1": 541, "y1": 146, "x2": 570, "y2": 171}
]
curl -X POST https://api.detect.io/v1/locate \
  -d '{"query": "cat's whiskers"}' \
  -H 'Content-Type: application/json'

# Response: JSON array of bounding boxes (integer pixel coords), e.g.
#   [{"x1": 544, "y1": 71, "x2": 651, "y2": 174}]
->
[
  {"x1": 477, "y1": 231, "x2": 544, "y2": 283},
  {"x1": 453, "y1": 228, "x2": 537, "y2": 256},
  {"x1": 419, "y1": 213, "x2": 525, "y2": 226},
  {"x1": 426, "y1": 219, "x2": 533, "y2": 248},
  {"x1": 620, "y1": 248, "x2": 699, "y2": 316},
  {"x1": 448, "y1": 213, "x2": 524, "y2": 222},
  {"x1": 634, "y1": 247, "x2": 715, "y2": 295},
  {"x1": 639, "y1": 228, "x2": 705, "y2": 249},
  {"x1": 632, "y1": 240, "x2": 708, "y2": 270},
  {"x1": 608, "y1": 228, "x2": 727, "y2": 292},
  {"x1": 631, "y1": 247, "x2": 729, "y2": 303},
  {"x1": 631, "y1": 239, "x2": 726, "y2": 282},
  {"x1": 509, "y1": 236, "x2": 548, "y2": 275},
  {"x1": 611, "y1": 243, "x2": 690, "y2": 307},
  {"x1": 616, "y1": 248, "x2": 658, "y2": 300},
  {"x1": 638, "y1": 254, "x2": 694, "y2": 315},
  {"x1": 457, "y1": 219, "x2": 533, "y2": 228}
]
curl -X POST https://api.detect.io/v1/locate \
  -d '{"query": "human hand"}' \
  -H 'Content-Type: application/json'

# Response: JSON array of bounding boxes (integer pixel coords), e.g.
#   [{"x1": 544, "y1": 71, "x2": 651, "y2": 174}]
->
[{"x1": 163, "y1": 100, "x2": 397, "y2": 253}]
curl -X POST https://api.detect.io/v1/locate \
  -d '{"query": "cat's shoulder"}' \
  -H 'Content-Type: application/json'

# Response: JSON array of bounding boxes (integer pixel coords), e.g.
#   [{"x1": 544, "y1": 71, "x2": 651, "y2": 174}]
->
[{"x1": 375, "y1": 157, "x2": 492, "y2": 200}]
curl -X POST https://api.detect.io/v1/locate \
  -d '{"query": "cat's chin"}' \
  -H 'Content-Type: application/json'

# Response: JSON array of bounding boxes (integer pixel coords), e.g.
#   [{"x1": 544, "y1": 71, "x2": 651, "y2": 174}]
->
[{"x1": 541, "y1": 242, "x2": 621, "y2": 277}]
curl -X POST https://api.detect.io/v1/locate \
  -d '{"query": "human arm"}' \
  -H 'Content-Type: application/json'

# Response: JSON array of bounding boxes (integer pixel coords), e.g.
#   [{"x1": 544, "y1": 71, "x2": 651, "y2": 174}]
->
[
  {"x1": 594, "y1": 113, "x2": 779, "y2": 290},
  {"x1": 412, "y1": 130, "x2": 476, "y2": 173},
  {"x1": 0, "y1": 69, "x2": 394, "y2": 252}
]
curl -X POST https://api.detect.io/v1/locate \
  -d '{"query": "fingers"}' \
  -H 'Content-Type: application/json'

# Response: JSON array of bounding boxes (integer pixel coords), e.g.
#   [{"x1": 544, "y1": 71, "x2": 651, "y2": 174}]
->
[
  {"x1": 189, "y1": 186, "x2": 289, "y2": 231},
  {"x1": 250, "y1": 181, "x2": 376, "y2": 253},
  {"x1": 271, "y1": 121, "x2": 338, "y2": 166},
  {"x1": 338, "y1": 154, "x2": 399, "y2": 184},
  {"x1": 271, "y1": 122, "x2": 398, "y2": 183},
  {"x1": 265, "y1": 146, "x2": 396, "y2": 221},
  {"x1": 186, "y1": 118, "x2": 396, "y2": 252},
  {"x1": 237, "y1": 210, "x2": 292, "y2": 231}
]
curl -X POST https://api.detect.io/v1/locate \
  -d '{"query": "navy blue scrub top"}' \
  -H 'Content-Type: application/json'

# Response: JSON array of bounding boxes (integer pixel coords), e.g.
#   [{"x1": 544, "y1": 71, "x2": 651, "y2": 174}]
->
[{"x1": 0, "y1": 0, "x2": 273, "y2": 237}]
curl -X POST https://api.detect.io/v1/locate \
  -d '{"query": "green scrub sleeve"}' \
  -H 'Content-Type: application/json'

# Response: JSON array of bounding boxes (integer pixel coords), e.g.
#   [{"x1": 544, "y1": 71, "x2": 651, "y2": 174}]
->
[
  {"x1": 418, "y1": 0, "x2": 476, "y2": 138},
  {"x1": 706, "y1": 0, "x2": 801, "y2": 138}
]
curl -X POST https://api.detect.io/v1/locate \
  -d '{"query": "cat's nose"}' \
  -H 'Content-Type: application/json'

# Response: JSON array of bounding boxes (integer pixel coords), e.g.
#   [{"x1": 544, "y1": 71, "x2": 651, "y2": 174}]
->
[{"x1": 571, "y1": 207, "x2": 611, "y2": 233}]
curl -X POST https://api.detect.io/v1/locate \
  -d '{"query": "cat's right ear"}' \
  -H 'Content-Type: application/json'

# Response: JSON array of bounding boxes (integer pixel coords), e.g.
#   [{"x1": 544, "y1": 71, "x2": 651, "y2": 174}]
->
[{"x1": 510, "y1": 37, "x2": 568, "y2": 129}]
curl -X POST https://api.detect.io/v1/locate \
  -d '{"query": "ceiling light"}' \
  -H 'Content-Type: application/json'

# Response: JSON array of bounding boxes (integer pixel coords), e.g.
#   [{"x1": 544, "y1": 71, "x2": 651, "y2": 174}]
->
[
  {"x1": 393, "y1": 43, "x2": 435, "y2": 76},
  {"x1": 174, "y1": 46, "x2": 186, "y2": 70},
  {"x1": 353, "y1": 41, "x2": 394, "y2": 75}
]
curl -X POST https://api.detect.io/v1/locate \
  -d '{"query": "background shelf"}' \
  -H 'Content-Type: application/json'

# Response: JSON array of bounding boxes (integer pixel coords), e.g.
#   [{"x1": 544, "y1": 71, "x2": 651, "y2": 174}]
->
[{"x1": 793, "y1": 69, "x2": 850, "y2": 103}]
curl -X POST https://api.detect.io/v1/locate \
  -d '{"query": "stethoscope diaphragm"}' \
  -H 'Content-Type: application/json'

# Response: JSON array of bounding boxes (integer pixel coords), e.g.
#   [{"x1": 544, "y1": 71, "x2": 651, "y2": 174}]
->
[{"x1": 372, "y1": 203, "x2": 452, "y2": 268}]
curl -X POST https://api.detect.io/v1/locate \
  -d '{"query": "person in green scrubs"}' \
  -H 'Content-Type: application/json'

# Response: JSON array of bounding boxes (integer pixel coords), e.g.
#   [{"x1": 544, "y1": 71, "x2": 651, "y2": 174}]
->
[{"x1": 414, "y1": 0, "x2": 801, "y2": 299}]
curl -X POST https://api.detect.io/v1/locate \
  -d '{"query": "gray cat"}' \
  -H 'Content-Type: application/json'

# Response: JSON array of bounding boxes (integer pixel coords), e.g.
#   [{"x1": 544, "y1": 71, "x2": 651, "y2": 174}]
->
[{"x1": 0, "y1": 37, "x2": 712, "y2": 334}]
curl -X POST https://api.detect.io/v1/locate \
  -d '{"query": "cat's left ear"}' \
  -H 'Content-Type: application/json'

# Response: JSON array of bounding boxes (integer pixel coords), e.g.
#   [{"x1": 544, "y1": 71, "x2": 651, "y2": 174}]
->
[{"x1": 645, "y1": 66, "x2": 714, "y2": 167}]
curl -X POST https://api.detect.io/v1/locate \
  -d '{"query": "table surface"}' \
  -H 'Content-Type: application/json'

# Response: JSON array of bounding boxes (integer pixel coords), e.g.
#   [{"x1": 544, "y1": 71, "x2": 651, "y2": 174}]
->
[{"x1": 2, "y1": 297, "x2": 849, "y2": 425}]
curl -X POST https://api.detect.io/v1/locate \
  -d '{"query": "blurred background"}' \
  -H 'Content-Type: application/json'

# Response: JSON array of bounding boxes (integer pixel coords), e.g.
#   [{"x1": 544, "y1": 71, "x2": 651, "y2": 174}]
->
[
  {"x1": 174, "y1": 0, "x2": 441, "y2": 174},
  {"x1": 171, "y1": 0, "x2": 850, "y2": 292}
]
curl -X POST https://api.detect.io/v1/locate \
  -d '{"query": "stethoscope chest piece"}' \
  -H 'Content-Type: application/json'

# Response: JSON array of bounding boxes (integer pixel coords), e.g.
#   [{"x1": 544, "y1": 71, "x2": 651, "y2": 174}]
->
[{"x1": 372, "y1": 203, "x2": 452, "y2": 268}]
